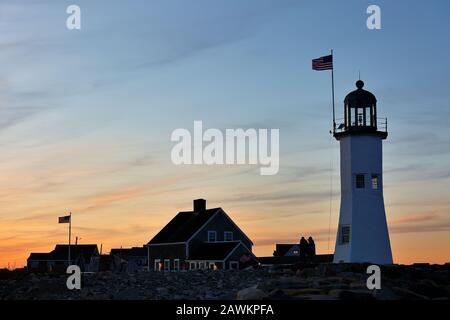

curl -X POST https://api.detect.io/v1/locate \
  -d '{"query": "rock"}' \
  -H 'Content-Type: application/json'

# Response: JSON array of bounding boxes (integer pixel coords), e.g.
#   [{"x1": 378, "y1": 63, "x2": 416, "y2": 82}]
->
[
  {"x1": 329, "y1": 289, "x2": 374, "y2": 301},
  {"x1": 392, "y1": 287, "x2": 430, "y2": 300},
  {"x1": 382, "y1": 265, "x2": 404, "y2": 279},
  {"x1": 0, "y1": 264, "x2": 448, "y2": 300},
  {"x1": 298, "y1": 294, "x2": 338, "y2": 300},
  {"x1": 283, "y1": 288, "x2": 323, "y2": 296},
  {"x1": 156, "y1": 287, "x2": 169, "y2": 295},
  {"x1": 266, "y1": 289, "x2": 295, "y2": 300},
  {"x1": 408, "y1": 280, "x2": 447, "y2": 299},
  {"x1": 330, "y1": 263, "x2": 352, "y2": 274},
  {"x1": 29, "y1": 274, "x2": 40, "y2": 283},
  {"x1": 372, "y1": 288, "x2": 400, "y2": 300},
  {"x1": 349, "y1": 281, "x2": 365, "y2": 289},
  {"x1": 339, "y1": 289, "x2": 375, "y2": 301},
  {"x1": 338, "y1": 271, "x2": 360, "y2": 279},
  {"x1": 297, "y1": 268, "x2": 316, "y2": 278},
  {"x1": 315, "y1": 264, "x2": 337, "y2": 277},
  {"x1": 236, "y1": 285, "x2": 268, "y2": 300}
]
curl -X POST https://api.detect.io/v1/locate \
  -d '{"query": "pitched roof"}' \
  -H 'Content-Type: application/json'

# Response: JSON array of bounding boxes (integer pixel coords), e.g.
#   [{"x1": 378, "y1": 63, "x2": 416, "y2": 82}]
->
[
  {"x1": 27, "y1": 244, "x2": 99, "y2": 262},
  {"x1": 274, "y1": 244, "x2": 298, "y2": 256},
  {"x1": 188, "y1": 241, "x2": 242, "y2": 260},
  {"x1": 110, "y1": 247, "x2": 147, "y2": 258},
  {"x1": 148, "y1": 208, "x2": 220, "y2": 244},
  {"x1": 28, "y1": 253, "x2": 53, "y2": 261},
  {"x1": 52, "y1": 245, "x2": 99, "y2": 261}
]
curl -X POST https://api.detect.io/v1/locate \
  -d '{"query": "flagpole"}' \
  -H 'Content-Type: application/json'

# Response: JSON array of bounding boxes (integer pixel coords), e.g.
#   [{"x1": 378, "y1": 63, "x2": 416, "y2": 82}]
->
[
  {"x1": 331, "y1": 49, "x2": 336, "y2": 133},
  {"x1": 68, "y1": 212, "x2": 72, "y2": 265}
]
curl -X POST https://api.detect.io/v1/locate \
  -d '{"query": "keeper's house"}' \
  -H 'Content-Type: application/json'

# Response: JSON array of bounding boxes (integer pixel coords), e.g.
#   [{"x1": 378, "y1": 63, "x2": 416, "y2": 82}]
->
[
  {"x1": 147, "y1": 199, "x2": 256, "y2": 271},
  {"x1": 27, "y1": 244, "x2": 99, "y2": 272}
]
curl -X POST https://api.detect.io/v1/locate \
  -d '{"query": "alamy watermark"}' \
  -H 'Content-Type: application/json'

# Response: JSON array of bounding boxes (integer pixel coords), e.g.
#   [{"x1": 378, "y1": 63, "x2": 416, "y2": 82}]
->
[
  {"x1": 171, "y1": 121, "x2": 279, "y2": 175},
  {"x1": 367, "y1": 5, "x2": 381, "y2": 30},
  {"x1": 66, "y1": 5, "x2": 81, "y2": 30},
  {"x1": 366, "y1": 265, "x2": 381, "y2": 290},
  {"x1": 66, "y1": 265, "x2": 81, "y2": 290},
  {"x1": 66, "y1": 4, "x2": 380, "y2": 31}
]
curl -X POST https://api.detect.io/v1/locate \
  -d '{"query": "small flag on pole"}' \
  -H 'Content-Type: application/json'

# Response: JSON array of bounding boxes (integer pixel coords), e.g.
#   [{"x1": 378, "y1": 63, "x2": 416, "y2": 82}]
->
[
  {"x1": 312, "y1": 54, "x2": 333, "y2": 71},
  {"x1": 58, "y1": 215, "x2": 71, "y2": 223}
]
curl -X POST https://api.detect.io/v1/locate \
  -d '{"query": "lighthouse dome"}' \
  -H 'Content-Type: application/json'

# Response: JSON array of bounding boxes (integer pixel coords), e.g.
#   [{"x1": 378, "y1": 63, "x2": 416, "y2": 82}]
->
[
  {"x1": 335, "y1": 80, "x2": 387, "y2": 138},
  {"x1": 344, "y1": 80, "x2": 377, "y2": 108}
]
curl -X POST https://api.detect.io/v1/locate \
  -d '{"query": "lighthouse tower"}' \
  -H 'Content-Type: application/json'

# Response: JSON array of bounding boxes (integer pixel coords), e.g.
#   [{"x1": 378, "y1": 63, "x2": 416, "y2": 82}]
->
[{"x1": 333, "y1": 80, "x2": 393, "y2": 264}]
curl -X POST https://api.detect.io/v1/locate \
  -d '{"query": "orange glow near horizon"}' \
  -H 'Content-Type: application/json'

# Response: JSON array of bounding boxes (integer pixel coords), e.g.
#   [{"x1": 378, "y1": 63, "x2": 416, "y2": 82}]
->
[
  {"x1": 1, "y1": 184, "x2": 449, "y2": 268},
  {"x1": 1, "y1": 0, "x2": 450, "y2": 272}
]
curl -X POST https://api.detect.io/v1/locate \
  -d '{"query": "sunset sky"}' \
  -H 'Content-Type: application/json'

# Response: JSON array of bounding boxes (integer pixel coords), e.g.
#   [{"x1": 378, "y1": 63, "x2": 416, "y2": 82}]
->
[{"x1": 1, "y1": 0, "x2": 450, "y2": 268}]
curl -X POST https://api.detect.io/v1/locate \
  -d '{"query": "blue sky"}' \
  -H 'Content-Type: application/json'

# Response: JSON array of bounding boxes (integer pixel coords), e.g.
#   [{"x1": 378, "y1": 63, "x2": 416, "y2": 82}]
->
[{"x1": 1, "y1": 0, "x2": 450, "y2": 266}]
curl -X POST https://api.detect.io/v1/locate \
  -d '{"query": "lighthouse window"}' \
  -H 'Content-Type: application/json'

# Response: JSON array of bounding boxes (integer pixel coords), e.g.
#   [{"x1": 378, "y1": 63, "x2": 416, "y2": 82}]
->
[
  {"x1": 341, "y1": 225, "x2": 350, "y2": 244},
  {"x1": 371, "y1": 175, "x2": 379, "y2": 190},
  {"x1": 356, "y1": 174, "x2": 365, "y2": 189}
]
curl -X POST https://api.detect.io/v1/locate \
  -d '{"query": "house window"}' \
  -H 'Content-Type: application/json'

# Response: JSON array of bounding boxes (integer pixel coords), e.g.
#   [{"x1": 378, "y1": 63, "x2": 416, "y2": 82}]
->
[
  {"x1": 224, "y1": 231, "x2": 233, "y2": 241},
  {"x1": 154, "y1": 259, "x2": 161, "y2": 272},
  {"x1": 356, "y1": 174, "x2": 365, "y2": 189},
  {"x1": 190, "y1": 262, "x2": 197, "y2": 270},
  {"x1": 229, "y1": 261, "x2": 239, "y2": 270},
  {"x1": 174, "y1": 259, "x2": 180, "y2": 271},
  {"x1": 340, "y1": 225, "x2": 350, "y2": 244},
  {"x1": 164, "y1": 259, "x2": 170, "y2": 272},
  {"x1": 371, "y1": 174, "x2": 379, "y2": 190},
  {"x1": 207, "y1": 231, "x2": 217, "y2": 242},
  {"x1": 199, "y1": 261, "x2": 205, "y2": 269},
  {"x1": 209, "y1": 262, "x2": 215, "y2": 270}
]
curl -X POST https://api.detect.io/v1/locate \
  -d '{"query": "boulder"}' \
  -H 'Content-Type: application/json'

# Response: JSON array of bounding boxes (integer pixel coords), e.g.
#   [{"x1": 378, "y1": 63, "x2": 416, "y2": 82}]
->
[
  {"x1": 297, "y1": 268, "x2": 316, "y2": 278},
  {"x1": 236, "y1": 285, "x2": 268, "y2": 300}
]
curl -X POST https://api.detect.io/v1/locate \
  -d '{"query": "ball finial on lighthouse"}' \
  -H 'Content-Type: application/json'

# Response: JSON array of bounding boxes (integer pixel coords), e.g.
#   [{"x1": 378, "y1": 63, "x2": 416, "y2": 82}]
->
[
  {"x1": 333, "y1": 80, "x2": 393, "y2": 264},
  {"x1": 356, "y1": 80, "x2": 364, "y2": 89}
]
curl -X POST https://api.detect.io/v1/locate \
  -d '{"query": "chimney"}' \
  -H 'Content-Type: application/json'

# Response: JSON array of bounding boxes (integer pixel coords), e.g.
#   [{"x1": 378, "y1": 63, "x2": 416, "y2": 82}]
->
[{"x1": 193, "y1": 199, "x2": 206, "y2": 212}]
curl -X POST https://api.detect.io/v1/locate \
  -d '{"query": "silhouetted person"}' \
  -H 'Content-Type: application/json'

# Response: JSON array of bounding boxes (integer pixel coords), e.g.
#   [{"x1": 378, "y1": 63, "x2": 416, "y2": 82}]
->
[
  {"x1": 299, "y1": 237, "x2": 309, "y2": 261},
  {"x1": 307, "y1": 236, "x2": 316, "y2": 261}
]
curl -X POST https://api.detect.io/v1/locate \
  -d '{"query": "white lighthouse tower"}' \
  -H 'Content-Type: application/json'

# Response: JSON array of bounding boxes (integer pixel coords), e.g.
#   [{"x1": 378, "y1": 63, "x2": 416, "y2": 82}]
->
[{"x1": 333, "y1": 80, "x2": 393, "y2": 264}]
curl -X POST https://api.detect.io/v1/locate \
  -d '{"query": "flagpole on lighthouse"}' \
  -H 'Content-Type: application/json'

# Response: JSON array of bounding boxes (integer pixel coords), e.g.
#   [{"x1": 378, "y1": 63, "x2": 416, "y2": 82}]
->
[
  {"x1": 331, "y1": 49, "x2": 336, "y2": 133},
  {"x1": 68, "y1": 212, "x2": 72, "y2": 265}
]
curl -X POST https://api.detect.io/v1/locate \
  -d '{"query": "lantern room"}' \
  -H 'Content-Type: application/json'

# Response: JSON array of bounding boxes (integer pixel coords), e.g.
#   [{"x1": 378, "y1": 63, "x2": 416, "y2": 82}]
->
[{"x1": 344, "y1": 80, "x2": 377, "y2": 129}]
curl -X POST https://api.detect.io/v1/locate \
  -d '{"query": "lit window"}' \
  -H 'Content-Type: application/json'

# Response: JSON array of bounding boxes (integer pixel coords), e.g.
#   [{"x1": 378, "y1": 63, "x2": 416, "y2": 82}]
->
[
  {"x1": 341, "y1": 225, "x2": 350, "y2": 244},
  {"x1": 154, "y1": 259, "x2": 161, "y2": 272},
  {"x1": 224, "y1": 231, "x2": 233, "y2": 241},
  {"x1": 356, "y1": 174, "x2": 365, "y2": 189},
  {"x1": 208, "y1": 231, "x2": 217, "y2": 242},
  {"x1": 371, "y1": 174, "x2": 379, "y2": 190}
]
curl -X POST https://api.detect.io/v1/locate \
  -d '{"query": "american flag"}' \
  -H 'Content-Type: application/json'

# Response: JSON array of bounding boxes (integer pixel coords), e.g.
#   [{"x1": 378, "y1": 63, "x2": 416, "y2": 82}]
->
[
  {"x1": 312, "y1": 54, "x2": 333, "y2": 71},
  {"x1": 58, "y1": 215, "x2": 71, "y2": 223}
]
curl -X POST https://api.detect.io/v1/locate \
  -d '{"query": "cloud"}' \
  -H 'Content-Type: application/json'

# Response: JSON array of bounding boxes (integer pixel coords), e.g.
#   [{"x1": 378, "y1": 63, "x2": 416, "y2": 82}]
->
[
  {"x1": 132, "y1": 0, "x2": 301, "y2": 70},
  {"x1": 78, "y1": 186, "x2": 148, "y2": 212},
  {"x1": 389, "y1": 132, "x2": 450, "y2": 156},
  {"x1": 0, "y1": 105, "x2": 47, "y2": 132},
  {"x1": 223, "y1": 189, "x2": 339, "y2": 206},
  {"x1": 389, "y1": 212, "x2": 450, "y2": 234},
  {"x1": 390, "y1": 222, "x2": 450, "y2": 234}
]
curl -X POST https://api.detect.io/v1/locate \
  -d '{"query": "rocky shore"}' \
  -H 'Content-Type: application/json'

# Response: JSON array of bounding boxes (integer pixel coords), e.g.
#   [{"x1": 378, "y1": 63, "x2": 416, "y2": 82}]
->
[{"x1": 1, "y1": 263, "x2": 449, "y2": 300}]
